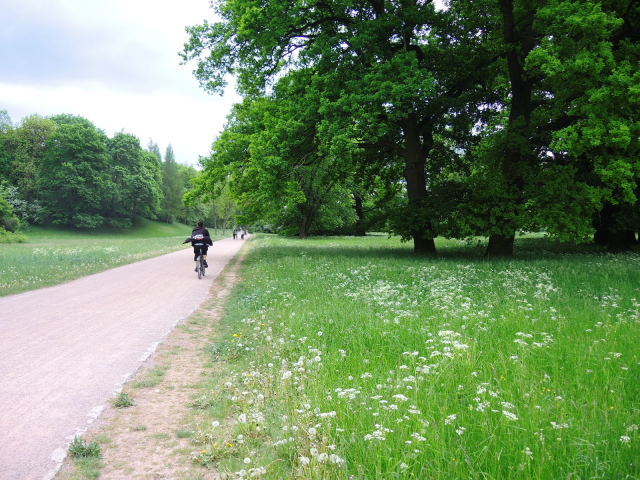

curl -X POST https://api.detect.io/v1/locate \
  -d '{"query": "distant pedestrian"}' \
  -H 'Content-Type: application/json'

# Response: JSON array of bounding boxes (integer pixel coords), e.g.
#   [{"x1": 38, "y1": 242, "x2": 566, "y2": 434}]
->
[
  {"x1": 232, "y1": 228, "x2": 237, "y2": 240},
  {"x1": 241, "y1": 229, "x2": 245, "y2": 240}
]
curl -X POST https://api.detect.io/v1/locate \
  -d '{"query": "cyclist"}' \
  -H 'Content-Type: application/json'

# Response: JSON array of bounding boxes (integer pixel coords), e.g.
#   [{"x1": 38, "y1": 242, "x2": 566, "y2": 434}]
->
[{"x1": 183, "y1": 221, "x2": 213, "y2": 271}]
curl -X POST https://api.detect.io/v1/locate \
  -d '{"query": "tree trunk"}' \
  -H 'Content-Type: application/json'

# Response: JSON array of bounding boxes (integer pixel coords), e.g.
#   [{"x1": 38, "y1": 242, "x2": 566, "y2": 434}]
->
[
  {"x1": 594, "y1": 228, "x2": 637, "y2": 251},
  {"x1": 488, "y1": 0, "x2": 536, "y2": 258},
  {"x1": 402, "y1": 113, "x2": 436, "y2": 254},
  {"x1": 413, "y1": 235, "x2": 436, "y2": 254},
  {"x1": 298, "y1": 204, "x2": 314, "y2": 238},
  {"x1": 594, "y1": 204, "x2": 638, "y2": 251},
  {"x1": 353, "y1": 192, "x2": 366, "y2": 236},
  {"x1": 486, "y1": 232, "x2": 516, "y2": 257},
  {"x1": 608, "y1": 231, "x2": 638, "y2": 252}
]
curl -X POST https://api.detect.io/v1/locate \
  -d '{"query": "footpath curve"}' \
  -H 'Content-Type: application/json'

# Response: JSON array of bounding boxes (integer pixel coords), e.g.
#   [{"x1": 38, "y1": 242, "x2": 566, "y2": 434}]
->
[{"x1": 0, "y1": 237, "x2": 245, "y2": 480}]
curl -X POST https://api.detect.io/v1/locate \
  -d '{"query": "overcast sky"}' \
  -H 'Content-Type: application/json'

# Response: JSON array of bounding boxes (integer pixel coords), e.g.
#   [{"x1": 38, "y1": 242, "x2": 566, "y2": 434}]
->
[{"x1": 0, "y1": 0, "x2": 240, "y2": 166}]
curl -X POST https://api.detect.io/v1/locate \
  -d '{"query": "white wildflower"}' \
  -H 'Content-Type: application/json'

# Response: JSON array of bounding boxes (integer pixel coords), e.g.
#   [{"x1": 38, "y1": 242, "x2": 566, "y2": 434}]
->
[
  {"x1": 502, "y1": 410, "x2": 518, "y2": 421},
  {"x1": 364, "y1": 424, "x2": 393, "y2": 441},
  {"x1": 318, "y1": 411, "x2": 337, "y2": 418},
  {"x1": 438, "y1": 330, "x2": 461, "y2": 337}
]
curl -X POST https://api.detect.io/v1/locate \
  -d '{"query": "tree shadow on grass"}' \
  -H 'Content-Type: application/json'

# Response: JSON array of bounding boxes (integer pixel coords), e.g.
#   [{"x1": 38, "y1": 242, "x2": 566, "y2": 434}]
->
[{"x1": 245, "y1": 234, "x2": 627, "y2": 266}]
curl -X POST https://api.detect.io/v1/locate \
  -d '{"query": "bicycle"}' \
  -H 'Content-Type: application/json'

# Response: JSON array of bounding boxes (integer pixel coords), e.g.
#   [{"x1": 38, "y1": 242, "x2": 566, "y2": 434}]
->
[
  {"x1": 183, "y1": 230, "x2": 211, "y2": 279},
  {"x1": 196, "y1": 252, "x2": 206, "y2": 279}
]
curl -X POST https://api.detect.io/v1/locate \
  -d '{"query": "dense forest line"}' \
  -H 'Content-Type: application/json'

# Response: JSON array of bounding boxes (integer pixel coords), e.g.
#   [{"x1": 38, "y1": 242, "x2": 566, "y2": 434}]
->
[
  {"x1": 0, "y1": 111, "x2": 236, "y2": 239},
  {"x1": 182, "y1": 0, "x2": 639, "y2": 255}
]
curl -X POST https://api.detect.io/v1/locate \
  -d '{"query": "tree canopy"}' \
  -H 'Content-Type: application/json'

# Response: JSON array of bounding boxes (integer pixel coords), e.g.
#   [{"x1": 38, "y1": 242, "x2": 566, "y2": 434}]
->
[
  {"x1": 0, "y1": 112, "x2": 225, "y2": 231},
  {"x1": 182, "y1": 0, "x2": 639, "y2": 254}
]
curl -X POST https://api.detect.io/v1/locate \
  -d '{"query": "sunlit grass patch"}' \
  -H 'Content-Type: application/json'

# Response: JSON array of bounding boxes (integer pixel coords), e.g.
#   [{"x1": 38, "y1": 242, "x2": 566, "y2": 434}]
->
[
  {"x1": 133, "y1": 365, "x2": 169, "y2": 388},
  {"x1": 193, "y1": 235, "x2": 640, "y2": 479}
]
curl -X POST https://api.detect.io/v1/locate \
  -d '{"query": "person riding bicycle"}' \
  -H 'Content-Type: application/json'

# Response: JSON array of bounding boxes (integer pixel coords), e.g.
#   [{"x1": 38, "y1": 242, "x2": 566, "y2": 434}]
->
[{"x1": 183, "y1": 221, "x2": 213, "y2": 271}]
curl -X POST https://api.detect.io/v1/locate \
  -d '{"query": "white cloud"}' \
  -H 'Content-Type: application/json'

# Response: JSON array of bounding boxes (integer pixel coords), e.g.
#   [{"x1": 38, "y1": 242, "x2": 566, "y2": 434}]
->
[
  {"x1": 1, "y1": 81, "x2": 237, "y2": 165},
  {"x1": 0, "y1": 0, "x2": 240, "y2": 165}
]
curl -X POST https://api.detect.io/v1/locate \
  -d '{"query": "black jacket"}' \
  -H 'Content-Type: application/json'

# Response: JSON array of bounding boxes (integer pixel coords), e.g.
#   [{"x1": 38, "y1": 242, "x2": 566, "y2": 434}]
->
[{"x1": 183, "y1": 227, "x2": 213, "y2": 246}]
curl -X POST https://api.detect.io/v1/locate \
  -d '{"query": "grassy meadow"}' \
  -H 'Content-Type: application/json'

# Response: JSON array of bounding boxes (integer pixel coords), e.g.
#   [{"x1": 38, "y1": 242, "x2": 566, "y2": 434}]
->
[
  {"x1": 191, "y1": 234, "x2": 640, "y2": 479},
  {"x1": 0, "y1": 219, "x2": 225, "y2": 296}
]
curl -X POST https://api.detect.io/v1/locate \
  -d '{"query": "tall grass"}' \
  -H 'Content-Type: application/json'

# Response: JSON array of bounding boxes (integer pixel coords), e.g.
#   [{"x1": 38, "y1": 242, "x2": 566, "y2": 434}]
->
[
  {"x1": 0, "y1": 219, "x2": 224, "y2": 296},
  {"x1": 193, "y1": 235, "x2": 640, "y2": 479}
]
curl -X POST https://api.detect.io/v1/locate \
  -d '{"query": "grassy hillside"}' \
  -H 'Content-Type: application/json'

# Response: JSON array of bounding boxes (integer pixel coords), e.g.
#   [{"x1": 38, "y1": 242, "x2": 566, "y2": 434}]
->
[
  {"x1": 0, "y1": 219, "x2": 224, "y2": 296},
  {"x1": 24, "y1": 217, "x2": 193, "y2": 240},
  {"x1": 190, "y1": 235, "x2": 640, "y2": 479}
]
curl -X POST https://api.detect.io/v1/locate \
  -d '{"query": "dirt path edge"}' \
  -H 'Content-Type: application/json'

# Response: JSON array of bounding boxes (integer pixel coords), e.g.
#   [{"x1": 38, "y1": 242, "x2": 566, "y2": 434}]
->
[{"x1": 56, "y1": 244, "x2": 248, "y2": 480}]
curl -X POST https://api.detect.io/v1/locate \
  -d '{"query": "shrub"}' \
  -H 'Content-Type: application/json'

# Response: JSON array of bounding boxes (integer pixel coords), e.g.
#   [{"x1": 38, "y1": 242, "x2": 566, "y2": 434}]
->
[
  {"x1": 0, "y1": 193, "x2": 20, "y2": 232},
  {"x1": 0, "y1": 228, "x2": 27, "y2": 243},
  {"x1": 113, "y1": 392, "x2": 134, "y2": 408},
  {"x1": 68, "y1": 437, "x2": 101, "y2": 459},
  {"x1": 0, "y1": 184, "x2": 45, "y2": 224}
]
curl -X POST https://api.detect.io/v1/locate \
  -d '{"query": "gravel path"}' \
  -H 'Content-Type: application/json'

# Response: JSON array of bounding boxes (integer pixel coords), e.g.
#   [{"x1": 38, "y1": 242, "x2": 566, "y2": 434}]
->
[{"x1": 0, "y1": 237, "x2": 245, "y2": 480}]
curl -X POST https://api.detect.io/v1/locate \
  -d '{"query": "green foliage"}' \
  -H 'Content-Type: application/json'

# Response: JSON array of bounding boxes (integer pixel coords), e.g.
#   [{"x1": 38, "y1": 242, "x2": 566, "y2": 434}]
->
[
  {"x1": 0, "y1": 115, "x2": 56, "y2": 201},
  {"x1": 0, "y1": 183, "x2": 45, "y2": 224},
  {"x1": 38, "y1": 115, "x2": 113, "y2": 228},
  {"x1": 159, "y1": 144, "x2": 183, "y2": 223},
  {"x1": 106, "y1": 133, "x2": 162, "y2": 223},
  {"x1": 113, "y1": 392, "x2": 134, "y2": 408},
  {"x1": 182, "y1": 0, "x2": 640, "y2": 254},
  {"x1": 0, "y1": 190, "x2": 20, "y2": 232},
  {"x1": 0, "y1": 110, "x2": 11, "y2": 132},
  {"x1": 68, "y1": 436, "x2": 101, "y2": 459},
  {"x1": 0, "y1": 229, "x2": 27, "y2": 243},
  {"x1": 523, "y1": 0, "x2": 639, "y2": 240},
  {"x1": 181, "y1": 0, "x2": 493, "y2": 248},
  {"x1": 0, "y1": 112, "x2": 166, "y2": 230},
  {"x1": 188, "y1": 69, "x2": 363, "y2": 237}
]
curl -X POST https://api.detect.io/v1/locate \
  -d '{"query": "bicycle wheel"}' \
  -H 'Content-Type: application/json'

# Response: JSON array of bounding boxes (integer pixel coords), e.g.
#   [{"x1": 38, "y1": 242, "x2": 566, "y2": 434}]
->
[{"x1": 197, "y1": 255, "x2": 203, "y2": 279}]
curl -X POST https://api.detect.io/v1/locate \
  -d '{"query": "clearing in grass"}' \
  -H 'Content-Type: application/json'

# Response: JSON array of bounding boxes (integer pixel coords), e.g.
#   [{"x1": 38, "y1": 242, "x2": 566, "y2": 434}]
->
[{"x1": 191, "y1": 234, "x2": 639, "y2": 479}]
